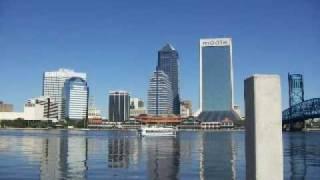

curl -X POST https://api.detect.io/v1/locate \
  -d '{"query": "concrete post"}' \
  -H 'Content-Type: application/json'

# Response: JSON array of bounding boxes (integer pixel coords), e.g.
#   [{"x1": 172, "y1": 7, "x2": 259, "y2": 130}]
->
[{"x1": 244, "y1": 75, "x2": 283, "y2": 180}]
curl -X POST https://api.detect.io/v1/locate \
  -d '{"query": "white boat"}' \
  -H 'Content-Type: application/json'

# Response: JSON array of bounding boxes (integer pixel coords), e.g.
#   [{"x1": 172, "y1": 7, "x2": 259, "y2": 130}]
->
[{"x1": 138, "y1": 126, "x2": 177, "y2": 137}]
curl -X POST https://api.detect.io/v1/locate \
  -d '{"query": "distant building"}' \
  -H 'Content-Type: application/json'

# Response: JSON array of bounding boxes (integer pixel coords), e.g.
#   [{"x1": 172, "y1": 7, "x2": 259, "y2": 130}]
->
[
  {"x1": 109, "y1": 91, "x2": 130, "y2": 122},
  {"x1": 63, "y1": 77, "x2": 89, "y2": 121},
  {"x1": 130, "y1": 97, "x2": 146, "y2": 117},
  {"x1": 148, "y1": 70, "x2": 173, "y2": 116},
  {"x1": 43, "y1": 68, "x2": 86, "y2": 120},
  {"x1": 135, "y1": 114, "x2": 183, "y2": 125},
  {"x1": 0, "y1": 101, "x2": 13, "y2": 112},
  {"x1": 130, "y1": 97, "x2": 144, "y2": 109},
  {"x1": 157, "y1": 44, "x2": 180, "y2": 115},
  {"x1": 25, "y1": 96, "x2": 58, "y2": 121},
  {"x1": 198, "y1": 38, "x2": 240, "y2": 122},
  {"x1": 24, "y1": 102, "x2": 45, "y2": 120},
  {"x1": 0, "y1": 112, "x2": 24, "y2": 120},
  {"x1": 88, "y1": 96, "x2": 102, "y2": 125},
  {"x1": 180, "y1": 100, "x2": 192, "y2": 118},
  {"x1": 233, "y1": 105, "x2": 241, "y2": 117},
  {"x1": 288, "y1": 73, "x2": 304, "y2": 107}
]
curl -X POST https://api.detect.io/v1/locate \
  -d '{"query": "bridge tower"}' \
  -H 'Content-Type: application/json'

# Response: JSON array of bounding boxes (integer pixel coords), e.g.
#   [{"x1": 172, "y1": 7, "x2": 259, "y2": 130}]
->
[
  {"x1": 285, "y1": 73, "x2": 305, "y2": 131},
  {"x1": 288, "y1": 73, "x2": 304, "y2": 107}
]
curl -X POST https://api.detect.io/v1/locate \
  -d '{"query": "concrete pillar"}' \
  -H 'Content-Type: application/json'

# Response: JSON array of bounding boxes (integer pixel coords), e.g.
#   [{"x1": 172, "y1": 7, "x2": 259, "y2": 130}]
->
[{"x1": 244, "y1": 75, "x2": 283, "y2": 180}]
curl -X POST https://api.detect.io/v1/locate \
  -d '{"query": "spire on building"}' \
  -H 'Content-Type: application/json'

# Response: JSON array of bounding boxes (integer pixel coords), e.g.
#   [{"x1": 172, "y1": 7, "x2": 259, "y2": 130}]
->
[{"x1": 161, "y1": 43, "x2": 176, "y2": 51}]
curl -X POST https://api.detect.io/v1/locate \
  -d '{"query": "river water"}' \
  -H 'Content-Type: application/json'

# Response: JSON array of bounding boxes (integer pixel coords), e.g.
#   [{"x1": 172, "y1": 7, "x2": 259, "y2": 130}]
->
[{"x1": 0, "y1": 129, "x2": 319, "y2": 180}]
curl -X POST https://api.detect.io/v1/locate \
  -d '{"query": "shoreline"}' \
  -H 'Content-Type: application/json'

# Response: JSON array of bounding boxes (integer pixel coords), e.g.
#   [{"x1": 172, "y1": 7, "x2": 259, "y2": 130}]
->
[
  {"x1": 1, "y1": 127, "x2": 320, "y2": 132},
  {"x1": 0, "y1": 127, "x2": 244, "y2": 132}
]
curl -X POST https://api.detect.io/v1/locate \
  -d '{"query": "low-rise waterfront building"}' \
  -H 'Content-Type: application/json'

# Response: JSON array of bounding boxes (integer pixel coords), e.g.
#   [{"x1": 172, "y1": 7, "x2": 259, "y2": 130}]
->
[
  {"x1": 135, "y1": 114, "x2": 182, "y2": 125},
  {"x1": 26, "y1": 96, "x2": 58, "y2": 121},
  {"x1": 0, "y1": 112, "x2": 24, "y2": 120},
  {"x1": 24, "y1": 102, "x2": 45, "y2": 120},
  {"x1": 200, "y1": 119, "x2": 234, "y2": 129},
  {"x1": 0, "y1": 97, "x2": 59, "y2": 121}
]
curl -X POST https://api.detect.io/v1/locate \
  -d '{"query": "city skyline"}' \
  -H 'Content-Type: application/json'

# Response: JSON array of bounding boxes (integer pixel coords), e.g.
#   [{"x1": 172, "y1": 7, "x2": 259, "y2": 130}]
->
[{"x1": 1, "y1": 0, "x2": 319, "y2": 117}]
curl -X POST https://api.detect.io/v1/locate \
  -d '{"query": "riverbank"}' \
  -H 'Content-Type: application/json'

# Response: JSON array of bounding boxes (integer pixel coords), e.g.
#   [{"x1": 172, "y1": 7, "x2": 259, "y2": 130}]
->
[
  {"x1": 304, "y1": 128, "x2": 320, "y2": 131},
  {"x1": 2, "y1": 127, "x2": 320, "y2": 132},
  {"x1": 0, "y1": 127, "x2": 244, "y2": 132},
  {"x1": 0, "y1": 127, "x2": 248, "y2": 133}
]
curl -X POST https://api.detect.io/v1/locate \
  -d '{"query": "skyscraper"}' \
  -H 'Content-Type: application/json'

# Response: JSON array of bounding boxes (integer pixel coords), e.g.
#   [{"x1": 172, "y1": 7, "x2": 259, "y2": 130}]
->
[
  {"x1": 43, "y1": 68, "x2": 86, "y2": 120},
  {"x1": 157, "y1": 44, "x2": 180, "y2": 115},
  {"x1": 198, "y1": 38, "x2": 239, "y2": 122},
  {"x1": 148, "y1": 70, "x2": 173, "y2": 116},
  {"x1": 63, "y1": 77, "x2": 89, "y2": 121},
  {"x1": 288, "y1": 73, "x2": 304, "y2": 107},
  {"x1": 109, "y1": 91, "x2": 130, "y2": 122}
]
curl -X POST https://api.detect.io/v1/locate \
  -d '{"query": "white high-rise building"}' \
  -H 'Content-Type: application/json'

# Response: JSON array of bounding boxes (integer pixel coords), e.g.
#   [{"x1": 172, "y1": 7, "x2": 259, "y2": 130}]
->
[
  {"x1": 63, "y1": 77, "x2": 89, "y2": 121},
  {"x1": 147, "y1": 70, "x2": 173, "y2": 116},
  {"x1": 43, "y1": 68, "x2": 86, "y2": 120}
]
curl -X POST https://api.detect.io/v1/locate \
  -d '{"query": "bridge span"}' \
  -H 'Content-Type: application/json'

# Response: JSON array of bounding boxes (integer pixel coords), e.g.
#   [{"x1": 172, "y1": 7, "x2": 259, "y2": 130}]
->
[{"x1": 282, "y1": 98, "x2": 320, "y2": 130}]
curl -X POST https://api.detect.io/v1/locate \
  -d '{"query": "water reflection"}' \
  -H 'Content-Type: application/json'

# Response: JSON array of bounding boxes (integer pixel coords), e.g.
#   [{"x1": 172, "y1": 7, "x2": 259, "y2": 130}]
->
[
  {"x1": 284, "y1": 132, "x2": 320, "y2": 180},
  {"x1": 288, "y1": 133, "x2": 307, "y2": 180},
  {"x1": 144, "y1": 137, "x2": 180, "y2": 180},
  {"x1": 0, "y1": 130, "x2": 319, "y2": 180},
  {"x1": 108, "y1": 138, "x2": 130, "y2": 168},
  {"x1": 199, "y1": 132, "x2": 236, "y2": 180},
  {"x1": 40, "y1": 130, "x2": 88, "y2": 180}
]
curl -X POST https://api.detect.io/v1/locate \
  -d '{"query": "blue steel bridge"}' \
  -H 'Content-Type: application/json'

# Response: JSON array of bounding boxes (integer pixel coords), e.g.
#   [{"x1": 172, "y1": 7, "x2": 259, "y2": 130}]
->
[{"x1": 282, "y1": 98, "x2": 320, "y2": 130}]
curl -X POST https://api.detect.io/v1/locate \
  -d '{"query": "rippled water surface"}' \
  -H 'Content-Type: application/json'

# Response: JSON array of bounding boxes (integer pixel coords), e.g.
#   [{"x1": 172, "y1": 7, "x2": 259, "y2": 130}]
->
[{"x1": 0, "y1": 129, "x2": 319, "y2": 179}]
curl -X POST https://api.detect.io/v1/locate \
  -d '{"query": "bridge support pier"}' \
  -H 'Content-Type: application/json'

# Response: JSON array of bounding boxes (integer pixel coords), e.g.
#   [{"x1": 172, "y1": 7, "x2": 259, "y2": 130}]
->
[{"x1": 244, "y1": 75, "x2": 283, "y2": 180}]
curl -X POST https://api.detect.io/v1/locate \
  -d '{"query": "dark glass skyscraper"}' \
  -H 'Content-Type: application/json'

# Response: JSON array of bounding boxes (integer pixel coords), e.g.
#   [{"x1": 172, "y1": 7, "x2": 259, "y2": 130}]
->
[
  {"x1": 109, "y1": 91, "x2": 130, "y2": 122},
  {"x1": 157, "y1": 44, "x2": 180, "y2": 115}
]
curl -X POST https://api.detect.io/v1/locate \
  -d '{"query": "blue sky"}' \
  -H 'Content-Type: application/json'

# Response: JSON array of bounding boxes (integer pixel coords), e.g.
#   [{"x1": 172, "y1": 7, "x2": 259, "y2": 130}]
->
[{"x1": 1, "y1": 0, "x2": 319, "y2": 117}]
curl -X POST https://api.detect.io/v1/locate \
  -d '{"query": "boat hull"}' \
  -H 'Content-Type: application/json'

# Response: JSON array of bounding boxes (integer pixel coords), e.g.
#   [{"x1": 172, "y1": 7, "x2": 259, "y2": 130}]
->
[{"x1": 138, "y1": 127, "x2": 177, "y2": 137}]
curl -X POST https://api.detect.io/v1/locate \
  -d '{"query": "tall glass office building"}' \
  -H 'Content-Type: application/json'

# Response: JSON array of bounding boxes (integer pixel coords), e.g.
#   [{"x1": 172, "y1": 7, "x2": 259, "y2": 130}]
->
[
  {"x1": 198, "y1": 38, "x2": 239, "y2": 122},
  {"x1": 148, "y1": 70, "x2": 173, "y2": 116},
  {"x1": 43, "y1": 68, "x2": 86, "y2": 120},
  {"x1": 157, "y1": 44, "x2": 180, "y2": 115},
  {"x1": 63, "y1": 77, "x2": 89, "y2": 121},
  {"x1": 109, "y1": 91, "x2": 130, "y2": 122}
]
